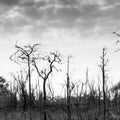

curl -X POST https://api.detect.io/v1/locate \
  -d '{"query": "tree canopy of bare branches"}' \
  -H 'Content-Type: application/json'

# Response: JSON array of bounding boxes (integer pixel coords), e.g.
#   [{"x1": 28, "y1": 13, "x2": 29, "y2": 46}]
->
[
  {"x1": 32, "y1": 51, "x2": 61, "y2": 120},
  {"x1": 10, "y1": 43, "x2": 41, "y2": 108}
]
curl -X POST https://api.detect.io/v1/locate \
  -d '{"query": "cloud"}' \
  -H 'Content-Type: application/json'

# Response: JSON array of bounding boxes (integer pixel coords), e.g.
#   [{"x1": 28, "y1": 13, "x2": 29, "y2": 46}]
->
[
  {"x1": 0, "y1": 0, "x2": 20, "y2": 6},
  {"x1": 22, "y1": 6, "x2": 44, "y2": 20},
  {"x1": 105, "y1": 0, "x2": 120, "y2": 5},
  {"x1": 57, "y1": 0, "x2": 80, "y2": 6},
  {"x1": 0, "y1": 0, "x2": 119, "y2": 41}
]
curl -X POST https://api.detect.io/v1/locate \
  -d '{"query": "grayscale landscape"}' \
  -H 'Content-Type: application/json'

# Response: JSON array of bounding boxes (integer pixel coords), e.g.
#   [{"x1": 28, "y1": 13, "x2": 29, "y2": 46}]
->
[{"x1": 0, "y1": 0, "x2": 120, "y2": 120}]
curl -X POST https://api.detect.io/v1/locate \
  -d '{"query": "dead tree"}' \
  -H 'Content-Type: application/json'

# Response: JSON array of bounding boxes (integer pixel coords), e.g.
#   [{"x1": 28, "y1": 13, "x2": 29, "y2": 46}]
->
[
  {"x1": 85, "y1": 68, "x2": 89, "y2": 95},
  {"x1": 65, "y1": 56, "x2": 75, "y2": 120},
  {"x1": 98, "y1": 47, "x2": 109, "y2": 120},
  {"x1": 66, "y1": 56, "x2": 71, "y2": 120},
  {"x1": 111, "y1": 82, "x2": 120, "y2": 106},
  {"x1": 74, "y1": 81, "x2": 86, "y2": 120},
  {"x1": 10, "y1": 74, "x2": 19, "y2": 111},
  {"x1": 32, "y1": 51, "x2": 61, "y2": 120},
  {"x1": 12, "y1": 70, "x2": 28, "y2": 112},
  {"x1": 97, "y1": 74, "x2": 101, "y2": 111},
  {"x1": 10, "y1": 43, "x2": 40, "y2": 108}
]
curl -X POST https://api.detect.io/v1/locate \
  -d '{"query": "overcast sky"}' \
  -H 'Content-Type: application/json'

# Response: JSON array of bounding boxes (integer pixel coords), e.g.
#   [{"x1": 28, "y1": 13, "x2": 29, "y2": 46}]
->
[{"x1": 0, "y1": 0, "x2": 120, "y2": 95}]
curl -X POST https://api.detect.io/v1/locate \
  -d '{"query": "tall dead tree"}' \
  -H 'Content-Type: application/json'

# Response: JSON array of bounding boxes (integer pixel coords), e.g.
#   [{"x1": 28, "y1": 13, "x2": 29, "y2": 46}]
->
[
  {"x1": 32, "y1": 51, "x2": 61, "y2": 120},
  {"x1": 10, "y1": 43, "x2": 40, "y2": 108},
  {"x1": 98, "y1": 47, "x2": 109, "y2": 120},
  {"x1": 67, "y1": 56, "x2": 72, "y2": 120}
]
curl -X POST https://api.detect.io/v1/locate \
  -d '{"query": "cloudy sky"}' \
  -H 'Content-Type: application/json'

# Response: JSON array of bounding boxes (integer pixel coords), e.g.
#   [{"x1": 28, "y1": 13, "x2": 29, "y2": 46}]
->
[{"x1": 0, "y1": 0, "x2": 120, "y2": 94}]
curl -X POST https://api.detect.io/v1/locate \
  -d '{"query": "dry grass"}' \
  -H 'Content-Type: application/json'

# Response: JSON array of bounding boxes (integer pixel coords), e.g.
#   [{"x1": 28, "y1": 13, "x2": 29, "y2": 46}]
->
[{"x1": 0, "y1": 109, "x2": 118, "y2": 120}]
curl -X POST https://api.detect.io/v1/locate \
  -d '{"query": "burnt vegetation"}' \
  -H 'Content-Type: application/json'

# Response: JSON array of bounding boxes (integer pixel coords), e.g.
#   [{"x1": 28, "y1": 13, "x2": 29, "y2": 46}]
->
[{"x1": 0, "y1": 41, "x2": 120, "y2": 120}]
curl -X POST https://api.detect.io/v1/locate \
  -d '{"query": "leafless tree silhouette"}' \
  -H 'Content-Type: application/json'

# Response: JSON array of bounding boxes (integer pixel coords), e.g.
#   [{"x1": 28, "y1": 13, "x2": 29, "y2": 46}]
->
[
  {"x1": 32, "y1": 51, "x2": 61, "y2": 120},
  {"x1": 10, "y1": 43, "x2": 41, "y2": 108},
  {"x1": 98, "y1": 47, "x2": 109, "y2": 120}
]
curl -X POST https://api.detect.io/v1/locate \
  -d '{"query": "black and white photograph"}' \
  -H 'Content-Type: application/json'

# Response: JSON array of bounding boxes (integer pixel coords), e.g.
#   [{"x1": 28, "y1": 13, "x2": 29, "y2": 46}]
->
[{"x1": 0, "y1": 0, "x2": 120, "y2": 120}]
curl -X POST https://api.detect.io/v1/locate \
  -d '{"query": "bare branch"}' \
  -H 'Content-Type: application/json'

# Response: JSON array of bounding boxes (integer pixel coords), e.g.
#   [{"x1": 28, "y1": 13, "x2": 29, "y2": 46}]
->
[{"x1": 32, "y1": 60, "x2": 44, "y2": 80}]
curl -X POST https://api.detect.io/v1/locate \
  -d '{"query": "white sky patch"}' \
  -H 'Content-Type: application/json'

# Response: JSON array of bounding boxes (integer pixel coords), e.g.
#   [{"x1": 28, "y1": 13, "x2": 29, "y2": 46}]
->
[
  {"x1": 42, "y1": 28, "x2": 81, "y2": 48},
  {"x1": 0, "y1": 38, "x2": 19, "y2": 77}
]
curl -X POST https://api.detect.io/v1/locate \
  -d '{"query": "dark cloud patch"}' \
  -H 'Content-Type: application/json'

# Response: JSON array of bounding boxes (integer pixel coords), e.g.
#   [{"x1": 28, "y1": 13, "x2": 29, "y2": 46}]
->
[
  {"x1": 105, "y1": 0, "x2": 120, "y2": 5},
  {"x1": 20, "y1": 0, "x2": 47, "y2": 8},
  {"x1": 41, "y1": 6, "x2": 81, "y2": 29},
  {"x1": 76, "y1": 19, "x2": 98, "y2": 36},
  {"x1": 0, "y1": 0, "x2": 119, "y2": 39},
  {"x1": 101, "y1": 3, "x2": 120, "y2": 22},
  {"x1": 55, "y1": 7, "x2": 80, "y2": 24},
  {"x1": 0, "y1": 0, "x2": 103, "y2": 26},
  {"x1": 0, "y1": 0, "x2": 47, "y2": 8},
  {"x1": 0, "y1": 5, "x2": 10, "y2": 15},
  {"x1": 0, "y1": 0, "x2": 20, "y2": 6},
  {"x1": 57, "y1": 0, "x2": 80, "y2": 6},
  {"x1": 43, "y1": 4, "x2": 103, "y2": 30},
  {"x1": 0, "y1": 14, "x2": 32, "y2": 35},
  {"x1": 43, "y1": 7, "x2": 57, "y2": 21},
  {"x1": 18, "y1": 1, "x2": 50, "y2": 21},
  {"x1": 22, "y1": 6, "x2": 44, "y2": 20},
  {"x1": 79, "y1": 4, "x2": 102, "y2": 20}
]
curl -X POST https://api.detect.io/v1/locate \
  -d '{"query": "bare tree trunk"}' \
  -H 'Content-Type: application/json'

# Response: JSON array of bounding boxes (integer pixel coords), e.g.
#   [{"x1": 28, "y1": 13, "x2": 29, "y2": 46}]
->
[
  {"x1": 10, "y1": 43, "x2": 41, "y2": 111},
  {"x1": 67, "y1": 56, "x2": 71, "y2": 120},
  {"x1": 102, "y1": 49, "x2": 106, "y2": 120},
  {"x1": 76, "y1": 85, "x2": 80, "y2": 120},
  {"x1": 98, "y1": 87, "x2": 101, "y2": 111},
  {"x1": 28, "y1": 56, "x2": 31, "y2": 106},
  {"x1": 43, "y1": 79, "x2": 47, "y2": 120},
  {"x1": 98, "y1": 75, "x2": 101, "y2": 111},
  {"x1": 67, "y1": 94, "x2": 71, "y2": 120},
  {"x1": 32, "y1": 51, "x2": 61, "y2": 120},
  {"x1": 103, "y1": 68, "x2": 106, "y2": 120},
  {"x1": 28, "y1": 57, "x2": 32, "y2": 120},
  {"x1": 99, "y1": 48, "x2": 109, "y2": 120}
]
